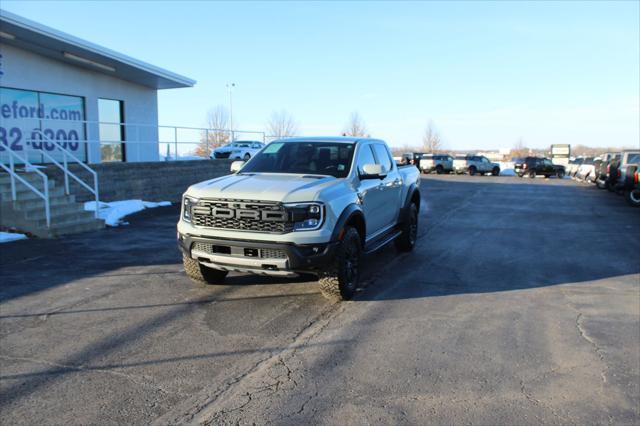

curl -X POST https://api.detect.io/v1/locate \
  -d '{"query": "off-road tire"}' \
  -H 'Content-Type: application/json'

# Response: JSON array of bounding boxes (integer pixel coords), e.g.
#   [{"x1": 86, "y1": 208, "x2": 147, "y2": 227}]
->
[
  {"x1": 319, "y1": 227, "x2": 361, "y2": 301},
  {"x1": 183, "y1": 254, "x2": 228, "y2": 285},
  {"x1": 436, "y1": 165, "x2": 444, "y2": 174},
  {"x1": 395, "y1": 203, "x2": 418, "y2": 252},
  {"x1": 468, "y1": 166, "x2": 477, "y2": 176},
  {"x1": 492, "y1": 167, "x2": 500, "y2": 176},
  {"x1": 529, "y1": 169, "x2": 536, "y2": 178},
  {"x1": 625, "y1": 189, "x2": 640, "y2": 207}
]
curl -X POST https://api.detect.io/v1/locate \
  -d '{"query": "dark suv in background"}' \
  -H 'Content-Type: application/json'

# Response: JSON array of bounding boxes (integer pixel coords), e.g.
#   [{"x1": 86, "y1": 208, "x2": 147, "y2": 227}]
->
[{"x1": 515, "y1": 157, "x2": 565, "y2": 178}]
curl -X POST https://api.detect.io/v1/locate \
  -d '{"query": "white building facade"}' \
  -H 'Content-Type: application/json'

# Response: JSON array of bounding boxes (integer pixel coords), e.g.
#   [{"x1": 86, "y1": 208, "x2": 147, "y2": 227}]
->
[{"x1": 0, "y1": 10, "x2": 195, "y2": 164}]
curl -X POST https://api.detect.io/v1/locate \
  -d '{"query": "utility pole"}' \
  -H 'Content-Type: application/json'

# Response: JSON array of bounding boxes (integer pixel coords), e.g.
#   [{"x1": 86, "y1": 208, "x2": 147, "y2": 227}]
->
[{"x1": 226, "y1": 82, "x2": 235, "y2": 141}]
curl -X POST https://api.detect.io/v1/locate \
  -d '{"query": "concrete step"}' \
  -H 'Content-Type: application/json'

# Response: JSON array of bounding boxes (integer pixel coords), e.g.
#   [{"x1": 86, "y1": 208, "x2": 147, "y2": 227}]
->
[
  {"x1": 0, "y1": 186, "x2": 66, "y2": 202},
  {"x1": 32, "y1": 218, "x2": 105, "y2": 238},
  {"x1": 0, "y1": 180, "x2": 56, "y2": 193},
  {"x1": 6, "y1": 194, "x2": 77, "y2": 210},
  {"x1": 31, "y1": 210, "x2": 101, "y2": 229},
  {"x1": 24, "y1": 203, "x2": 86, "y2": 220}
]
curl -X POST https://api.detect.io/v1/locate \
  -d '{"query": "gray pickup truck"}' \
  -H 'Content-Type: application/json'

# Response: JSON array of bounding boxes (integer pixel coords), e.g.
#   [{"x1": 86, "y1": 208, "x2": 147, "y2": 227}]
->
[{"x1": 177, "y1": 137, "x2": 421, "y2": 300}]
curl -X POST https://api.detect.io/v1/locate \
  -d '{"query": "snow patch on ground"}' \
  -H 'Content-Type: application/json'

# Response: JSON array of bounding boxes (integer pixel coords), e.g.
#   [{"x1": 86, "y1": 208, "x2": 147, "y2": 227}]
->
[
  {"x1": 84, "y1": 200, "x2": 171, "y2": 226},
  {"x1": 498, "y1": 162, "x2": 516, "y2": 176},
  {"x1": 0, "y1": 232, "x2": 28, "y2": 243}
]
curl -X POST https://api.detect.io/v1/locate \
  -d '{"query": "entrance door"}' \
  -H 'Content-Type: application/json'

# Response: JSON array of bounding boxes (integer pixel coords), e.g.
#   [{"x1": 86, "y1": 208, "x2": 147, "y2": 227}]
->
[{"x1": 98, "y1": 99, "x2": 125, "y2": 162}]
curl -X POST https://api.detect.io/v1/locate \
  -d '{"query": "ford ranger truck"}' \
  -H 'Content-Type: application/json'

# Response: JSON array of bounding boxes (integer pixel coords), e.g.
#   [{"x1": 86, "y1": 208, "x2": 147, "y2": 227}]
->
[{"x1": 177, "y1": 137, "x2": 421, "y2": 300}]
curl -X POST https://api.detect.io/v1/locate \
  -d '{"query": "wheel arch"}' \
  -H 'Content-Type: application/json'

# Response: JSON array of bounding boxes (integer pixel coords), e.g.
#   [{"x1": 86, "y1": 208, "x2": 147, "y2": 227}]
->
[{"x1": 331, "y1": 204, "x2": 366, "y2": 246}]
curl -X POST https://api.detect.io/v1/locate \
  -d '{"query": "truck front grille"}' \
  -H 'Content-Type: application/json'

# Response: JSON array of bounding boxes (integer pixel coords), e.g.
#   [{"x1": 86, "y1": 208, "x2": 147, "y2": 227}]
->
[{"x1": 191, "y1": 199, "x2": 294, "y2": 233}]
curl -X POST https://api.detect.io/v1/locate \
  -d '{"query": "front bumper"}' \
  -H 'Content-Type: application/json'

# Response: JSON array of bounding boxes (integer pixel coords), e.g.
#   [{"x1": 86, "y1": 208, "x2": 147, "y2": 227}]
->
[{"x1": 178, "y1": 232, "x2": 339, "y2": 277}]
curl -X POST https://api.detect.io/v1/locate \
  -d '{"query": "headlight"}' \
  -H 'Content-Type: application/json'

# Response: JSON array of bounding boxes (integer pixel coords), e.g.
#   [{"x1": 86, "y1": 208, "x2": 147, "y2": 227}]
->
[
  {"x1": 285, "y1": 202, "x2": 324, "y2": 231},
  {"x1": 182, "y1": 195, "x2": 199, "y2": 222}
]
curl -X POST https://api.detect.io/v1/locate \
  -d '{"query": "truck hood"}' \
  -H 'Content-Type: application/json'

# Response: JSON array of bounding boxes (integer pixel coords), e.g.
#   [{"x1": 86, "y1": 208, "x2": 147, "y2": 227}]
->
[{"x1": 185, "y1": 173, "x2": 342, "y2": 202}]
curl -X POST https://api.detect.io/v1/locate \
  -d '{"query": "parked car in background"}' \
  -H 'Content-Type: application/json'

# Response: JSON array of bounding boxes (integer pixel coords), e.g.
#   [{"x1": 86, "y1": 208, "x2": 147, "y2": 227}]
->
[
  {"x1": 453, "y1": 155, "x2": 500, "y2": 176},
  {"x1": 212, "y1": 141, "x2": 265, "y2": 160},
  {"x1": 401, "y1": 152, "x2": 426, "y2": 167},
  {"x1": 515, "y1": 157, "x2": 565, "y2": 178},
  {"x1": 420, "y1": 154, "x2": 453, "y2": 174},
  {"x1": 574, "y1": 157, "x2": 597, "y2": 182},
  {"x1": 595, "y1": 153, "x2": 621, "y2": 189},
  {"x1": 566, "y1": 158, "x2": 585, "y2": 177},
  {"x1": 613, "y1": 150, "x2": 640, "y2": 193},
  {"x1": 623, "y1": 164, "x2": 640, "y2": 207}
]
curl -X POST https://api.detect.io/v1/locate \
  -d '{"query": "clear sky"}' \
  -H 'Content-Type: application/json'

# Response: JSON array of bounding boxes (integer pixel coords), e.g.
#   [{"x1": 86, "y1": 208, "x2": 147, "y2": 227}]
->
[{"x1": 3, "y1": 1, "x2": 639, "y2": 150}]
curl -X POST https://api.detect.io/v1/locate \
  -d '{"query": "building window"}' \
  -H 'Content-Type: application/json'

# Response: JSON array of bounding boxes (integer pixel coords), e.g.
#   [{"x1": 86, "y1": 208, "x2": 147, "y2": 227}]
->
[
  {"x1": 98, "y1": 98, "x2": 125, "y2": 162},
  {"x1": 0, "y1": 86, "x2": 86, "y2": 164}
]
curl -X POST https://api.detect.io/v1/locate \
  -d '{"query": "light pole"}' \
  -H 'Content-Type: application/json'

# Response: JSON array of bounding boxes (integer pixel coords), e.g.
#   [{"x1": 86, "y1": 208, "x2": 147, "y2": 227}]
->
[{"x1": 226, "y1": 82, "x2": 235, "y2": 141}]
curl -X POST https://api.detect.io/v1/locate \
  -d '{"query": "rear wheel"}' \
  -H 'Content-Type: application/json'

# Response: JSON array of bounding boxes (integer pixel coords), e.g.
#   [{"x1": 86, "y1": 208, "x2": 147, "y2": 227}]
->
[
  {"x1": 625, "y1": 189, "x2": 640, "y2": 207},
  {"x1": 183, "y1": 254, "x2": 228, "y2": 285},
  {"x1": 319, "y1": 227, "x2": 361, "y2": 301},
  {"x1": 395, "y1": 203, "x2": 418, "y2": 252}
]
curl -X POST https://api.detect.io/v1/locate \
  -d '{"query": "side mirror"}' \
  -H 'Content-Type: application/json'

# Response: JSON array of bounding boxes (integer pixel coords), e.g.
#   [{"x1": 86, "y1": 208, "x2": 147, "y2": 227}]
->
[
  {"x1": 360, "y1": 163, "x2": 386, "y2": 179},
  {"x1": 230, "y1": 160, "x2": 245, "y2": 173}
]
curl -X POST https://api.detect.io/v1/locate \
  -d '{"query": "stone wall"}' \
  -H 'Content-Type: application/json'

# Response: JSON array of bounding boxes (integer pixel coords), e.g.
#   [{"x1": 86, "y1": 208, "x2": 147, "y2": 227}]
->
[{"x1": 43, "y1": 160, "x2": 233, "y2": 203}]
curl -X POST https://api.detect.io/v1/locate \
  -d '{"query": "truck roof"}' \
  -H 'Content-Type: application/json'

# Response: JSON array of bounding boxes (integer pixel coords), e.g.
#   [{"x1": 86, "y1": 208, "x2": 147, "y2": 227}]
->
[{"x1": 271, "y1": 136, "x2": 384, "y2": 144}]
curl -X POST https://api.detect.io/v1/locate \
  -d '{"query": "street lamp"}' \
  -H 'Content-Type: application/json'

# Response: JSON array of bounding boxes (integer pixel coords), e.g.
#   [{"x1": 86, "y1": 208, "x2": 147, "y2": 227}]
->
[{"x1": 226, "y1": 82, "x2": 235, "y2": 141}]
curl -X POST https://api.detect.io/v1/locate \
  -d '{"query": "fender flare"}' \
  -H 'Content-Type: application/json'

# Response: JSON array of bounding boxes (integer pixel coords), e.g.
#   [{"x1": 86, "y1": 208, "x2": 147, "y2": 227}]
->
[
  {"x1": 331, "y1": 203, "x2": 366, "y2": 244},
  {"x1": 399, "y1": 184, "x2": 420, "y2": 224}
]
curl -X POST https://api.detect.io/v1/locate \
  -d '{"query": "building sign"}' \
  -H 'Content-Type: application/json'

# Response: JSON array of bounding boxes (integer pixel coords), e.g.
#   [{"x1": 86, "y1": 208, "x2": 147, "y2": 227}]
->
[
  {"x1": 0, "y1": 87, "x2": 86, "y2": 164},
  {"x1": 550, "y1": 144, "x2": 570, "y2": 166},
  {"x1": 551, "y1": 144, "x2": 570, "y2": 156}
]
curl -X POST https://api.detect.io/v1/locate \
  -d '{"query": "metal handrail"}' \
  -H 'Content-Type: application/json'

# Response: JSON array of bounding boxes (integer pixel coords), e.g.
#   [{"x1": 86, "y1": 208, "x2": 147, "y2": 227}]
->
[
  {"x1": 0, "y1": 145, "x2": 51, "y2": 227},
  {"x1": 30, "y1": 129, "x2": 100, "y2": 218}
]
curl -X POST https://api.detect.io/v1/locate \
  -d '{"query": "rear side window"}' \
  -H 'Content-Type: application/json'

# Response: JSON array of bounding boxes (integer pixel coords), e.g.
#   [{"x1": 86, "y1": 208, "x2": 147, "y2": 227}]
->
[
  {"x1": 372, "y1": 144, "x2": 393, "y2": 173},
  {"x1": 627, "y1": 153, "x2": 640, "y2": 164}
]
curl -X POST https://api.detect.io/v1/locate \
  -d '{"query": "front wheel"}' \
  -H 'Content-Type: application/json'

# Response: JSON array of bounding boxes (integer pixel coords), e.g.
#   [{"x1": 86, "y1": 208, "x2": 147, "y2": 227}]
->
[
  {"x1": 183, "y1": 254, "x2": 228, "y2": 285},
  {"x1": 557, "y1": 170, "x2": 565, "y2": 179},
  {"x1": 625, "y1": 189, "x2": 640, "y2": 207},
  {"x1": 468, "y1": 166, "x2": 477, "y2": 176},
  {"x1": 395, "y1": 203, "x2": 418, "y2": 252},
  {"x1": 492, "y1": 167, "x2": 500, "y2": 176},
  {"x1": 436, "y1": 165, "x2": 444, "y2": 174},
  {"x1": 243, "y1": 153, "x2": 251, "y2": 161},
  {"x1": 319, "y1": 227, "x2": 361, "y2": 301},
  {"x1": 529, "y1": 169, "x2": 536, "y2": 179}
]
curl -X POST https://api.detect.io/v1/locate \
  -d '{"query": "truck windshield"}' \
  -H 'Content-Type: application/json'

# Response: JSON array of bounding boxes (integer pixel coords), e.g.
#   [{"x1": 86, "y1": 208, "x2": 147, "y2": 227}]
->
[{"x1": 240, "y1": 141, "x2": 356, "y2": 178}]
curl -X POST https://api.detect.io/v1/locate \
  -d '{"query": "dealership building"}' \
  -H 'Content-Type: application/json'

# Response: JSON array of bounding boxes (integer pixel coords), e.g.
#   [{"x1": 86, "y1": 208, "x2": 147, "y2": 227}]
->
[{"x1": 0, "y1": 9, "x2": 196, "y2": 165}]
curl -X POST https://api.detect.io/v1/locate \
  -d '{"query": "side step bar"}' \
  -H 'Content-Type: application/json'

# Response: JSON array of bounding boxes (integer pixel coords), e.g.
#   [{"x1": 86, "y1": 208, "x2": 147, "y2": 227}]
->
[{"x1": 364, "y1": 229, "x2": 402, "y2": 254}]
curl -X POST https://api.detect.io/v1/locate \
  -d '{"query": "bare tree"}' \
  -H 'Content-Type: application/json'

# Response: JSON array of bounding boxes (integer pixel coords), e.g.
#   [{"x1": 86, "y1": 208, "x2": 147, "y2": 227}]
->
[
  {"x1": 342, "y1": 112, "x2": 368, "y2": 137},
  {"x1": 510, "y1": 137, "x2": 529, "y2": 159},
  {"x1": 422, "y1": 120, "x2": 442, "y2": 153},
  {"x1": 267, "y1": 110, "x2": 299, "y2": 139},
  {"x1": 194, "y1": 105, "x2": 230, "y2": 157}
]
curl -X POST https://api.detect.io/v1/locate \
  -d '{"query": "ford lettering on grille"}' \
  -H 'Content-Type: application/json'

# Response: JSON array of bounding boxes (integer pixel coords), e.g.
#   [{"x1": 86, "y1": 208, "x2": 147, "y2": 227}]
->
[{"x1": 192, "y1": 200, "x2": 293, "y2": 233}]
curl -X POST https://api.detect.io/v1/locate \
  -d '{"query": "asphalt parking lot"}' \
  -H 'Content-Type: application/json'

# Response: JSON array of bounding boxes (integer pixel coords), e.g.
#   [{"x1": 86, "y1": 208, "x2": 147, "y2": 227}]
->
[{"x1": 1, "y1": 174, "x2": 639, "y2": 425}]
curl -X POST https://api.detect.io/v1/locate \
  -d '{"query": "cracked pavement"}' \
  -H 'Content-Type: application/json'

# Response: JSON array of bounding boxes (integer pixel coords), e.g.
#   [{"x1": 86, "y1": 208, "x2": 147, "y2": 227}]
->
[{"x1": 1, "y1": 175, "x2": 639, "y2": 425}]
